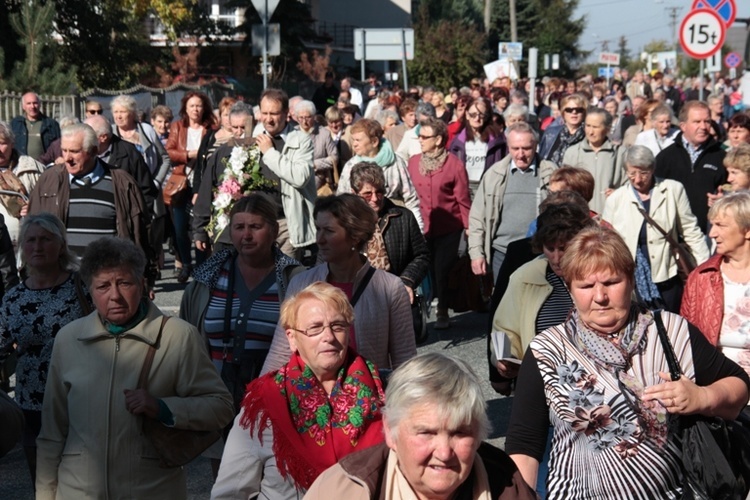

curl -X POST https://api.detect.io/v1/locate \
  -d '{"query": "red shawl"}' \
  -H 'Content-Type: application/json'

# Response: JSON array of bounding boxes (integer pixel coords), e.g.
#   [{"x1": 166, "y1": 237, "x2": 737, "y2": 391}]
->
[{"x1": 240, "y1": 349, "x2": 385, "y2": 489}]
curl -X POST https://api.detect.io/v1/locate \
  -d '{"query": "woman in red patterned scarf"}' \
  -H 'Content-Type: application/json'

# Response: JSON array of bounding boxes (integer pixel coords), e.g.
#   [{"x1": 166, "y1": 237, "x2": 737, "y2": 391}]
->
[{"x1": 211, "y1": 281, "x2": 385, "y2": 499}]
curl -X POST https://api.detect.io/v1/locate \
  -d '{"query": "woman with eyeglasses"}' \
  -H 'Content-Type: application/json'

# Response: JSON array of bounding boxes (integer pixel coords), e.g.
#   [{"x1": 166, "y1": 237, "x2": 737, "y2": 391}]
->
[
  {"x1": 407, "y1": 117, "x2": 471, "y2": 329},
  {"x1": 447, "y1": 96, "x2": 506, "y2": 191},
  {"x1": 538, "y1": 93, "x2": 587, "y2": 166},
  {"x1": 602, "y1": 145, "x2": 708, "y2": 312},
  {"x1": 261, "y1": 194, "x2": 416, "y2": 374},
  {"x1": 211, "y1": 281, "x2": 386, "y2": 500}
]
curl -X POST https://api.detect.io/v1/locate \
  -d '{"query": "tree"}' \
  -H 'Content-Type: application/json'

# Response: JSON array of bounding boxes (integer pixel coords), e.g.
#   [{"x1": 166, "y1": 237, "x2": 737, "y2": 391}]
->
[
  {"x1": 408, "y1": 5, "x2": 489, "y2": 89},
  {"x1": 617, "y1": 36, "x2": 632, "y2": 72},
  {"x1": 3, "y1": 0, "x2": 75, "y2": 94}
]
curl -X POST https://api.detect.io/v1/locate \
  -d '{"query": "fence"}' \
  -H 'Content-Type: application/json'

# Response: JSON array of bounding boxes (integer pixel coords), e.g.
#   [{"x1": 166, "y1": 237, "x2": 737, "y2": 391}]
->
[{"x1": 0, "y1": 81, "x2": 236, "y2": 123}]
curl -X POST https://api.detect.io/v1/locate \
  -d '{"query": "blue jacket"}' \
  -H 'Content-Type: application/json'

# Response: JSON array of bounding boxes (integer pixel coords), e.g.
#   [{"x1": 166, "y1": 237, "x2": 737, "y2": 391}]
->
[{"x1": 10, "y1": 115, "x2": 60, "y2": 158}]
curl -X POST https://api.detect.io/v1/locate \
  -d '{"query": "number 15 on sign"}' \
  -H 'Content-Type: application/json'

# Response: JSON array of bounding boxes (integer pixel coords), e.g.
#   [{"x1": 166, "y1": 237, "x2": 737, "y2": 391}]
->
[{"x1": 680, "y1": 8, "x2": 725, "y2": 59}]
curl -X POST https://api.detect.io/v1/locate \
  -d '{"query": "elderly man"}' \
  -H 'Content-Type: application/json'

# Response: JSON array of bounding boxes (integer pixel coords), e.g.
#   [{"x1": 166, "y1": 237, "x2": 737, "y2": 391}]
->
[
  {"x1": 468, "y1": 122, "x2": 557, "y2": 279},
  {"x1": 10, "y1": 92, "x2": 60, "y2": 161},
  {"x1": 194, "y1": 93, "x2": 316, "y2": 260},
  {"x1": 654, "y1": 100, "x2": 726, "y2": 232},
  {"x1": 294, "y1": 100, "x2": 338, "y2": 195},
  {"x1": 626, "y1": 70, "x2": 653, "y2": 101},
  {"x1": 27, "y1": 124, "x2": 155, "y2": 281},
  {"x1": 85, "y1": 114, "x2": 157, "y2": 211}
]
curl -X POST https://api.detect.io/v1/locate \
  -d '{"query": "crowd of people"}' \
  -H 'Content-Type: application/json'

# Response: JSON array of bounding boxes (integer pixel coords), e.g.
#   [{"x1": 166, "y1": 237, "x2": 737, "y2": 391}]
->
[{"x1": 0, "y1": 64, "x2": 748, "y2": 499}]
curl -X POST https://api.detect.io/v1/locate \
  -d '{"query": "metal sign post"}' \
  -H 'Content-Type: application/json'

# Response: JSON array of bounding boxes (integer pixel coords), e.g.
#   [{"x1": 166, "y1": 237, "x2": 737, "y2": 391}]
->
[
  {"x1": 250, "y1": 0, "x2": 280, "y2": 90},
  {"x1": 401, "y1": 30, "x2": 409, "y2": 90},
  {"x1": 361, "y1": 30, "x2": 367, "y2": 82},
  {"x1": 700, "y1": 59, "x2": 705, "y2": 101}
]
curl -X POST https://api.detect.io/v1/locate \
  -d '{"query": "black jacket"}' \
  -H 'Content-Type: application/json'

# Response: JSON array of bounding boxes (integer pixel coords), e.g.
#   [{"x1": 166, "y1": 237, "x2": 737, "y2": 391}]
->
[
  {"x1": 107, "y1": 135, "x2": 158, "y2": 212},
  {"x1": 654, "y1": 133, "x2": 726, "y2": 231},
  {"x1": 378, "y1": 198, "x2": 429, "y2": 289}
]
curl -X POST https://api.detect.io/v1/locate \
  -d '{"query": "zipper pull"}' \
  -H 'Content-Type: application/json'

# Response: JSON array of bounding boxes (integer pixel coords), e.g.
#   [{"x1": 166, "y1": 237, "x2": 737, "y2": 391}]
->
[{"x1": 115, "y1": 336, "x2": 120, "y2": 352}]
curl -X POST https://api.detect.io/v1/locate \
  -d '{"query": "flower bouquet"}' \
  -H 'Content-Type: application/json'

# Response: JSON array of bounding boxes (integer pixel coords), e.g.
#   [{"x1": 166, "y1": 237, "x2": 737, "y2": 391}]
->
[{"x1": 207, "y1": 144, "x2": 278, "y2": 240}]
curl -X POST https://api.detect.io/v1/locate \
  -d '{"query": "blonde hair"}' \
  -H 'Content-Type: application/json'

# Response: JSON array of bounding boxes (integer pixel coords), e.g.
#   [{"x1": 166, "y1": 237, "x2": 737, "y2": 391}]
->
[
  {"x1": 709, "y1": 191, "x2": 750, "y2": 233},
  {"x1": 279, "y1": 281, "x2": 354, "y2": 330},
  {"x1": 724, "y1": 143, "x2": 750, "y2": 177}
]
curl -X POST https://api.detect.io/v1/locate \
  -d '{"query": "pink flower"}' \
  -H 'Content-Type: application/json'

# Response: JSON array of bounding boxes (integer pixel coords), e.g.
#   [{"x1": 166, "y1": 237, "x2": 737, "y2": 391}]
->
[
  {"x1": 735, "y1": 297, "x2": 750, "y2": 317},
  {"x1": 726, "y1": 313, "x2": 743, "y2": 331},
  {"x1": 614, "y1": 441, "x2": 638, "y2": 458},
  {"x1": 571, "y1": 405, "x2": 614, "y2": 436},
  {"x1": 218, "y1": 178, "x2": 242, "y2": 197},
  {"x1": 576, "y1": 373, "x2": 598, "y2": 390}
]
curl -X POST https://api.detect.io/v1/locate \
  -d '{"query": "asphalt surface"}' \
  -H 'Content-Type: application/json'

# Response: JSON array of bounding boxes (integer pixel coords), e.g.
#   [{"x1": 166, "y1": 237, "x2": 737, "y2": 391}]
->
[{"x1": 0, "y1": 259, "x2": 514, "y2": 499}]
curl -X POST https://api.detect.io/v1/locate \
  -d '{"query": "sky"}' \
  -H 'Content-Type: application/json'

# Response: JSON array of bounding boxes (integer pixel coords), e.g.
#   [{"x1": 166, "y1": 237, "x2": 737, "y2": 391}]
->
[{"x1": 573, "y1": 0, "x2": 750, "y2": 63}]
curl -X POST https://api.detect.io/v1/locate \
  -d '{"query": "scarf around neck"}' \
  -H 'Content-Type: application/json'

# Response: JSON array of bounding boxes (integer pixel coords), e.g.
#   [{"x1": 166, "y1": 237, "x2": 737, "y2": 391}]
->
[
  {"x1": 418, "y1": 147, "x2": 449, "y2": 176},
  {"x1": 355, "y1": 138, "x2": 396, "y2": 168},
  {"x1": 240, "y1": 348, "x2": 385, "y2": 489}
]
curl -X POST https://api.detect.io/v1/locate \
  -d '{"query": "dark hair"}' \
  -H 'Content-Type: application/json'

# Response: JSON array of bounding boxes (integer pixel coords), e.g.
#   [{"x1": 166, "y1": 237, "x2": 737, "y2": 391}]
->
[
  {"x1": 420, "y1": 117, "x2": 448, "y2": 148},
  {"x1": 80, "y1": 237, "x2": 146, "y2": 286},
  {"x1": 728, "y1": 113, "x2": 750, "y2": 133},
  {"x1": 532, "y1": 202, "x2": 596, "y2": 253},
  {"x1": 464, "y1": 97, "x2": 503, "y2": 143},
  {"x1": 350, "y1": 162, "x2": 386, "y2": 193},
  {"x1": 229, "y1": 194, "x2": 280, "y2": 235},
  {"x1": 260, "y1": 88, "x2": 289, "y2": 111},
  {"x1": 179, "y1": 91, "x2": 216, "y2": 128},
  {"x1": 314, "y1": 194, "x2": 377, "y2": 252}
]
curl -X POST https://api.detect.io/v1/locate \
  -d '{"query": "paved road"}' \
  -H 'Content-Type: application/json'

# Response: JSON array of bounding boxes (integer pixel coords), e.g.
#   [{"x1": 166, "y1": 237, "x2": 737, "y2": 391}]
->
[{"x1": 0, "y1": 262, "x2": 514, "y2": 499}]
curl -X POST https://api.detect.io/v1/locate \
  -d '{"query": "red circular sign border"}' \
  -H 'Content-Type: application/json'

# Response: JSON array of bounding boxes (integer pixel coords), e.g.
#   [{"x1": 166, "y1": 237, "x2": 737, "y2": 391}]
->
[
  {"x1": 690, "y1": 0, "x2": 737, "y2": 28},
  {"x1": 679, "y1": 8, "x2": 726, "y2": 60}
]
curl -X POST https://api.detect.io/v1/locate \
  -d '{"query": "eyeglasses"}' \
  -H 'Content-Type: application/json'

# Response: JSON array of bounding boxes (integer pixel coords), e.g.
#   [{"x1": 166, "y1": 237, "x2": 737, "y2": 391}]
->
[
  {"x1": 418, "y1": 134, "x2": 437, "y2": 140},
  {"x1": 564, "y1": 107, "x2": 585, "y2": 114},
  {"x1": 358, "y1": 190, "x2": 384, "y2": 200},
  {"x1": 86, "y1": 109, "x2": 103, "y2": 115},
  {"x1": 467, "y1": 111, "x2": 483, "y2": 119},
  {"x1": 290, "y1": 322, "x2": 350, "y2": 337}
]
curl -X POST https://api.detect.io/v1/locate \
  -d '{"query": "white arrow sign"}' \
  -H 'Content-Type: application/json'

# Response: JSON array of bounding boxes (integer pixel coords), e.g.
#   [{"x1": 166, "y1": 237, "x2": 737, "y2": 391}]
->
[{"x1": 251, "y1": 0, "x2": 280, "y2": 23}]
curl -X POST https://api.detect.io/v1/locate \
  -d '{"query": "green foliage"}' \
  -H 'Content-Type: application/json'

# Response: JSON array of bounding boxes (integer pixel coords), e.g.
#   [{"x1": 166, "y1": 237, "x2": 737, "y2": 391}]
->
[
  {"x1": 408, "y1": 6, "x2": 489, "y2": 89},
  {"x1": 3, "y1": 0, "x2": 75, "y2": 94},
  {"x1": 418, "y1": 0, "x2": 483, "y2": 24}
]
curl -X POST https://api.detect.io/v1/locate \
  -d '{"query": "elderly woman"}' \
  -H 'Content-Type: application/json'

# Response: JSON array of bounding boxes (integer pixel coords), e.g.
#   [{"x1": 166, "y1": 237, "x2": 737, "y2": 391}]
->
[
  {"x1": 722, "y1": 143, "x2": 750, "y2": 193},
  {"x1": 306, "y1": 352, "x2": 536, "y2": 500},
  {"x1": 295, "y1": 100, "x2": 338, "y2": 195},
  {"x1": 407, "y1": 117, "x2": 470, "y2": 329},
  {"x1": 212, "y1": 282, "x2": 386, "y2": 499},
  {"x1": 150, "y1": 105, "x2": 174, "y2": 146},
  {"x1": 0, "y1": 213, "x2": 85, "y2": 485},
  {"x1": 336, "y1": 119, "x2": 423, "y2": 231},
  {"x1": 562, "y1": 107, "x2": 625, "y2": 214},
  {"x1": 262, "y1": 194, "x2": 416, "y2": 374},
  {"x1": 726, "y1": 113, "x2": 750, "y2": 151},
  {"x1": 603, "y1": 145, "x2": 709, "y2": 312},
  {"x1": 448, "y1": 97, "x2": 506, "y2": 187},
  {"x1": 634, "y1": 104, "x2": 678, "y2": 157},
  {"x1": 538, "y1": 93, "x2": 587, "y2": 166},
  {"x1": 504, "y1": 104, "x2": 529, "y2": 127},
  {"x1": 350, "y1": 162, "x2": 429, "y2": 306},
  {"x1": 181, "y1": 194, "x2": 303, "y2": 411},
  {"x1": 492, "y1": 203, "x2": 595, "y2": 380},
  {"x1": 166, "y1": 91, "x2": 218, "y2": 282},
  {"x1": 682, "y1": 192, "x2": 750, "y2": 382},
  {"x1": 36, "y1": 237, "x2": 233, "y2": 499},
  {"x1": 506, "y1": 226, "x2": 750, "y2": 499},
  {"x1": 0, "y1": 121, "x2": 46, "y2": 245}
]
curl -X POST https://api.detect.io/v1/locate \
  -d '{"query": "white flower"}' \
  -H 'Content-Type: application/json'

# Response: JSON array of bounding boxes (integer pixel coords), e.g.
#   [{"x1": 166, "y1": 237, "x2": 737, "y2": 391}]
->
[
  {"x1": 216, "y1": 213, "x2": 230, "y2": 232},
  {"x1": 214, "y1": 192, "x2": 233, "y2": 210},
  {"x1": 229, "y1": 147, "x2": 249, "y2": 176}
]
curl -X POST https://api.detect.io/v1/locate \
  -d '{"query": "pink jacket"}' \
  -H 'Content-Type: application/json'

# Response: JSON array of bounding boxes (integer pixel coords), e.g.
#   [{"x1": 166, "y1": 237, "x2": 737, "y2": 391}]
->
[{"x1": 680, "y1": 253, "x2": 723, "y2": 345}]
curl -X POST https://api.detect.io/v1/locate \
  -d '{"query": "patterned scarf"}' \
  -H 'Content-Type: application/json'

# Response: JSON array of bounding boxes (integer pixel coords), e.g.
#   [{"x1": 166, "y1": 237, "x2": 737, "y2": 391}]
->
[
  {"x1": 550, "y1": 125, "x2": 584, "y2": 166},
  {"x1": 240, "y1": 349, "x2": 385, "y2": 489},
  {"x1": 418, "y1": 147, "x2": 448, "y2": 176},
  {"x1": 568, "y1": 306, "x2": 669, "y2": 447},
  {"x1": 366, "y1": 223, "x2": 391, "y2": 271}
]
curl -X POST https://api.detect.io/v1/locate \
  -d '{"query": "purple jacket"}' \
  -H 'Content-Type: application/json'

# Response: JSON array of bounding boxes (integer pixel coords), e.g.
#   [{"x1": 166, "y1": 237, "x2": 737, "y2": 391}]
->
[{"x1": 448, "y1": 129, "x2": 507, "y2": 176}]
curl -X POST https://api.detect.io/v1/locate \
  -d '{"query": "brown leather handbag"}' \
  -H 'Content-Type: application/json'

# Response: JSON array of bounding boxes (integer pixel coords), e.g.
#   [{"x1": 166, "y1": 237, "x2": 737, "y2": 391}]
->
[
  {"x1": 162, "y1": 165, "x2": 190, "y2": 207},
  {"x1": 138, "y1": 316, "x2": 222, "y2": 468}
]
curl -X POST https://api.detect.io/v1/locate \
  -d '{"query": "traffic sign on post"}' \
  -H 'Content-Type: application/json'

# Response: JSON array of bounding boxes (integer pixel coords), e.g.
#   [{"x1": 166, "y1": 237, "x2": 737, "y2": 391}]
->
[
  {"x1": 725, "y1": 52, "x2": 742, "y2": 68},
  {"x1": 251, "y1": 0, "x2": 280, "y2": 23},
  {"x1": 598, "y1": 53, "x2": 620, "y2": 65},
  {"x1": 679, "y1": 8, "x2": 725, "y2": 60},
  {"x1": 691, "y1": 0, "x2": 736, "y2": 28}
]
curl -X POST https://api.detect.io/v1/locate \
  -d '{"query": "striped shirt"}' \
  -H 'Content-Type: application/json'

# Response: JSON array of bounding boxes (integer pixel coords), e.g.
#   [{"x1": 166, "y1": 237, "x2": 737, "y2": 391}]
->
[
  {"x1": 534, "y1": 266, "x2": 573, "y2": 333},
  {"x1": 66, "y1": 175, "x2": 117, "y2": 256}
]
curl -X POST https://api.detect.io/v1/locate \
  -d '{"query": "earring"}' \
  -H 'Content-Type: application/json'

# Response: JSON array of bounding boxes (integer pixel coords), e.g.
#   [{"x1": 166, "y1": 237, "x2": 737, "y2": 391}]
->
[{"x1": 351, "y1": 246, "x2": 356, "y2": 252}]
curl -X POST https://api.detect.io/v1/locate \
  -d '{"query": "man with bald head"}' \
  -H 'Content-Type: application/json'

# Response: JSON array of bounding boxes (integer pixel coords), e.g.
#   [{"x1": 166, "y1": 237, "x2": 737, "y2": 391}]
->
[
  {"x1": 85, "y1": 114, "x2": 157, "y2": 210},
  {"x1": 10, "y1": 92, "x2": 60, "y2": 161}
]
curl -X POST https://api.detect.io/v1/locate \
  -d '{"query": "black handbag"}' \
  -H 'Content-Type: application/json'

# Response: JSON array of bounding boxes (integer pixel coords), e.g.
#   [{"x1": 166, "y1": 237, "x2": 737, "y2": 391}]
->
[
  {"x1": 412, "y1": 291, "x2": 428, "y2": 345},
  {"x1": 654, "y1": 311, "x2": 750, "y2": 499}
]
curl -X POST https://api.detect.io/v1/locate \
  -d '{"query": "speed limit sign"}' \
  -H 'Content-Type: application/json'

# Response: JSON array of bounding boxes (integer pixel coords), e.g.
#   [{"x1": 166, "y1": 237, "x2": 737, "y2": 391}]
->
[{"x1": 679, "y1": 8, "x2": 725, "y2": 59}]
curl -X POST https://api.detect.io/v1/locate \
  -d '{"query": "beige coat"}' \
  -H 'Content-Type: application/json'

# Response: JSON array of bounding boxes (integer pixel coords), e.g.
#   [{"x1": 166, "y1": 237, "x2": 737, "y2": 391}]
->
[
  {"x1": 561, "y1": 138, "x2": 625, "y2": 214},
  {"x1": 36, "y1": 303, "x2": 234, "y2": 500},
  {"x1": 602, "y1": 178, "x2": 710, "y2": 283}
]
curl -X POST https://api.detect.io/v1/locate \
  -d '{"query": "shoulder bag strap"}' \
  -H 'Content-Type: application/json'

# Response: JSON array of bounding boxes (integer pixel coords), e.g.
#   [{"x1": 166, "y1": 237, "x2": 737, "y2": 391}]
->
[
  {"x1": 636, "y1": 204, "x2": 683, "y2": 251},
  {"x1": 653, "y1": 310, "x2": 682, "y2": 381},
  {"x1": 350, "y1": 266, "x2": 377, "y2": 307},
  {"x1": 73, "y1": 272, "x2": 92, "y2": 316},
  {"x1": 222, "y1": 257, "x2": 236, "y2": 354},
  {"x1": 137, "y1": 315, "x2": 169, "y2": 390}
]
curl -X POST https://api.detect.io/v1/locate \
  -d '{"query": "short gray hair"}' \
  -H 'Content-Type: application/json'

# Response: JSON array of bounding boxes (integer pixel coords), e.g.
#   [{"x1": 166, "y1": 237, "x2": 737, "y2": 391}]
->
[
  {"x1": 375, "y1": 109, "x2": 398, "y2": 127},
  {"x1": 79, "y1": 237, "x2": 146, "y2": 287},
  {"x1": 506, "y1": 121, "x2": 539, "y2": 144},
  {"x1": 19, "y1": 213, "x2": 79, "y2": 272},
  {"x1": 587, "y1": 106, "x2": 613, "y2": 129},
  {"x1": 58, "y1": 115, "x2": 80, "y2": 130},
  {"x1": 709, "y1": 191, "x2": 750, "y2": 233},
  {"x1": 294, "y1": 99, "x2": 316, "y2": 117},
  {"x1": 415, "y1": 101, "x2": 436, "y2": 120},
  {"x1": 0, "y1": 121, "x2": 15, "y2": 145},
  {"x1": 111, "y1": 95, "x2": 138, "y2": 118},
  {"x1": 504, "y1": 103, "x2": 528, "y2": 120},
  {"x1": 383, "y1": 353, "x2": 490, "y2": 442},
  {"x1": 229, "y1": 101, "x2": 252, "y2": 119},
  {"x1": 650, "y1": 104, "x2": 673, "y2": 121},
  {"x1": 84, "y1": 115, "x2": 112, "y2": 139},
  {"x1": 624, "y1": 145, "x2": 656, "y2": 171},
  {"x1": 62, "y1": 124, "x2": 99, "y2": 154}
]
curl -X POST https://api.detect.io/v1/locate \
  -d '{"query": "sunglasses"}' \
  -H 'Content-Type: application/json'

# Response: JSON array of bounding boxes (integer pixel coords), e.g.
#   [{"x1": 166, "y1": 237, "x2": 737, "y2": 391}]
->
[
  {"x1": 86, "y1": 109, "x2": 103, "y2": 115},
  {"x1": 467, "y1": 111, "x2": 483, "y2": 119},
  {"x1": 418, "y1": 134, "x2": 436, "y2": 140},
  {"x1": 564, "y1": 107, "x2": 585, "y2": 114}
]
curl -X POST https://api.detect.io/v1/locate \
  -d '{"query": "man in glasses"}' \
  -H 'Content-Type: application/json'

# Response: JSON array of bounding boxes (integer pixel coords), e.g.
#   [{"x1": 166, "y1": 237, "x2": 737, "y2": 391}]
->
[{"x1": 10, "y1": 92, "x2": 61, "y2": 161}]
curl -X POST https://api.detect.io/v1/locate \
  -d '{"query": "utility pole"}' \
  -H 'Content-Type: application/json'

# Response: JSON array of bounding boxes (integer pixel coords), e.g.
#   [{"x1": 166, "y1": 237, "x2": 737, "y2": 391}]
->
[
  {"x1": 484, "y1": 0, "x2": 492, "y2": 34},
  {"x1": 665, "y1": 6, "x2": 681, "y2": 49},
  {"x1": 509, "y1": 0, "x2": 517, "y2": 42}
]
